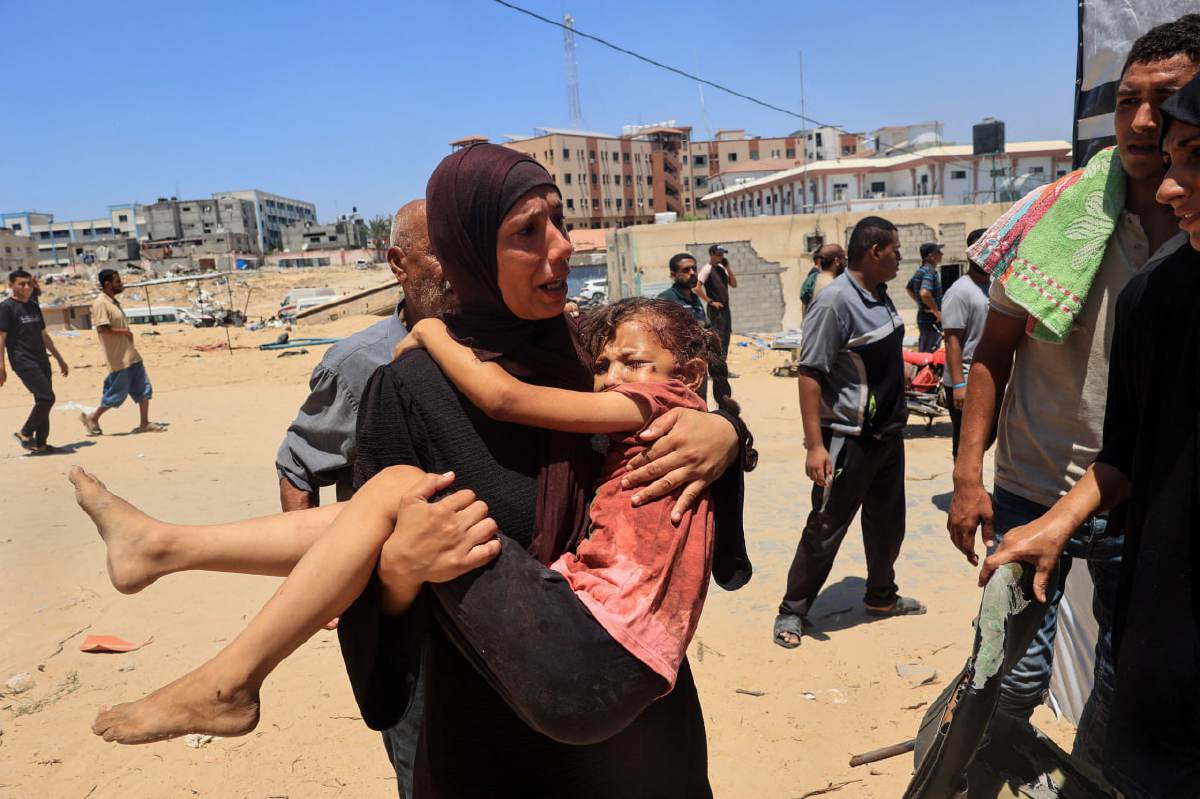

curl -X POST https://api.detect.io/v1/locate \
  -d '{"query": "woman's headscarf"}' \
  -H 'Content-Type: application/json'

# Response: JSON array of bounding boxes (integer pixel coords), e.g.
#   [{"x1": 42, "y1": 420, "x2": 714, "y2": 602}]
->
[{"x1": 426, "y1": 142, "x2": 594, "y2": 563}]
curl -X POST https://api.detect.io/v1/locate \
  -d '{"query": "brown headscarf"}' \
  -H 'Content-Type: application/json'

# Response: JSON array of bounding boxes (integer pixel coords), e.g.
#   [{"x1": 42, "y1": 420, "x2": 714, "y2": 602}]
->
[{"x1": 426, "y1": 143, "x2": 594, "y2": 563}]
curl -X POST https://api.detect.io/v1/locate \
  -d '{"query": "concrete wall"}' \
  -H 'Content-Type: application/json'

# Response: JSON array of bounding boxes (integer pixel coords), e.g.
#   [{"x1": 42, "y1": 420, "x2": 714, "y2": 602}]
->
[{"x1": 607, "y1": 202, "x2": 1010, "y2": 332}]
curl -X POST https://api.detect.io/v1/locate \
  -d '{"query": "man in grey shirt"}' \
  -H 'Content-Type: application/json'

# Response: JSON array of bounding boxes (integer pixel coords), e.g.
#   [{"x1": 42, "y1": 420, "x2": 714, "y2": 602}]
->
[
  {"x1": 276, "y1": 200, "x2": 451, "y2": 510},
  {"x1": 940, "y1": 228, "x2": 990, "y2": 459}
]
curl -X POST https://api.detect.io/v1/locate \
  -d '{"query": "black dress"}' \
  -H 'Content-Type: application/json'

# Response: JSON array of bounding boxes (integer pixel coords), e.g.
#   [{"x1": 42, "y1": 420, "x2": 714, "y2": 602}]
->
[
  {"x1": 338, "y1": 351, "x2": 721, "y2": 798},
  {"x1": 1094, "y1": 244, "x2": 1200, "y2": 798}
]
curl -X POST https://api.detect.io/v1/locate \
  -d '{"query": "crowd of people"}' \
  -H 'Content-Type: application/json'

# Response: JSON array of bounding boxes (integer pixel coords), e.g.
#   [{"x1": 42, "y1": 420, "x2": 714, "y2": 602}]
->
[{"x1": 4, "y1": 11, "x2": 1196, "y2": 798}]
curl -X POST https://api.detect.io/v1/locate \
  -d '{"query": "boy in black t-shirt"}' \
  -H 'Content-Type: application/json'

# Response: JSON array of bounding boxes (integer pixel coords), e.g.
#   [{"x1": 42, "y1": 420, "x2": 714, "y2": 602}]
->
[{"x1": 0, "y1": 269, "x2": 69, "y2": 452}]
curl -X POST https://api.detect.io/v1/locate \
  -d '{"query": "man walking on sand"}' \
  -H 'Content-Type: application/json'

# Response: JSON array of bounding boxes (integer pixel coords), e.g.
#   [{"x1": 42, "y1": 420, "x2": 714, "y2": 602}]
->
[
  {"x1": 80, "y1": 269, "x2": 162, "y2": 436},
  {"x1": 948, "y1": 15, "x2": 1199, "y2": 766},
  {"x1": 773, "y1": 216, "x2": 925, "y2": 649},
  {"x1": 0, "y1": 269, "x2": 69, "y2": 453}
]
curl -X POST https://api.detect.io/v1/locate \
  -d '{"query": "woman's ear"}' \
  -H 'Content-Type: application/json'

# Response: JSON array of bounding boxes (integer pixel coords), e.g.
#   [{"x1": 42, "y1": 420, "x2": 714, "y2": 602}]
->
[{"x1": 680, "y1": 357, "x2": 707, "y2": 392}]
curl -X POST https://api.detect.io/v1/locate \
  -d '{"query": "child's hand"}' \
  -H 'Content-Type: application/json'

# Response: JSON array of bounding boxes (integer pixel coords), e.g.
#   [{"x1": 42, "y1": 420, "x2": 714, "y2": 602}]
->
[{"x1": 393, "y1": 335, "x2": 424, "y2": 360}]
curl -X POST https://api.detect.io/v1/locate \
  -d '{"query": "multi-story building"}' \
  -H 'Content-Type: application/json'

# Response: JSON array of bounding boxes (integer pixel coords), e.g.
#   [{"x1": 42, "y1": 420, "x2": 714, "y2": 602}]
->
[
  {"x1": 456, "y1": 129, "x2": 658, "y2": 231},
  {"x1": 143, "y1": 196, "x2": 260, "y2": 255},
  {"x1": 211, "y1": 189, "x2": 317, "y2": 253},
  {"x1": 280, "y1": 212, "x2": 369, "y2": 251},
  {"x1": 0, "y1": 227, "x2": 37, "y2": 273},
  {"x1": 0, "y1": 204, "x2": 146, "y2": 273},
  {"x1": 702, "y1": 139, "x2": 1073, "y2": 219}
]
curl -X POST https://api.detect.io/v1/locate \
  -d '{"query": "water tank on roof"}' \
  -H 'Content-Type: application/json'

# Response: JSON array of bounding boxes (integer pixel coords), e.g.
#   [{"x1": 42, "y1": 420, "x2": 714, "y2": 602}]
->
[{"x1": 973, "y1": 118, "x2": 1005, "y2": 156}]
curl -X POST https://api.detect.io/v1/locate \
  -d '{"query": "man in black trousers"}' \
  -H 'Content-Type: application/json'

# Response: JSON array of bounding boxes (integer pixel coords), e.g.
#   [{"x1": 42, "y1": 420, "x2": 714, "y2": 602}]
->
[{"x1": 0, "y1": 269, "x2": 69, "y2": 453}]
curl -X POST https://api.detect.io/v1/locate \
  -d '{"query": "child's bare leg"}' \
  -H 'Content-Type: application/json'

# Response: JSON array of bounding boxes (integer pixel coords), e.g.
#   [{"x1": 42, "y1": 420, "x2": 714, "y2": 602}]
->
[
  {"x1": 91, "y1": 466, "x2": 462, "y2": 745},
  {"x1": 70, "y1": 466, "x2": 344, "y2": 594}
]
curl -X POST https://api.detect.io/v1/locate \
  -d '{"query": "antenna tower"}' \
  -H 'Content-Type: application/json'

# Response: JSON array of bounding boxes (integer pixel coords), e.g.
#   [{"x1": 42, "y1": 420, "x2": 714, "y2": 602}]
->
[{"x1": 563, "y1": 13, "x2": 585, "y2": 129}]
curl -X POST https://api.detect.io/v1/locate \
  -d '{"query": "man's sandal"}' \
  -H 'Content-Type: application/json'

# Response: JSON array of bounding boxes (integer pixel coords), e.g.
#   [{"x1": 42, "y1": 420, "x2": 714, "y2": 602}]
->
[{"x1": 864, "y1": 596, "x2": 927, "y2": 617}]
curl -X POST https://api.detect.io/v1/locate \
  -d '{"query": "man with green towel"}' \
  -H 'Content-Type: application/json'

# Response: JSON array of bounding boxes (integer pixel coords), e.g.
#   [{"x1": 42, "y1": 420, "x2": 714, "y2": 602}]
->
[{"x1": 947, "y1": 14, "x2": 1200, "y2": 766}]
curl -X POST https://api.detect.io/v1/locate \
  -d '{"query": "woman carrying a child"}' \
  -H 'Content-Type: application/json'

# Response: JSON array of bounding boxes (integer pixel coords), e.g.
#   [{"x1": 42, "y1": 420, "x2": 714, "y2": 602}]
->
[{"x1": 77, "y1": 143, "x2": 753, "y2": 797}]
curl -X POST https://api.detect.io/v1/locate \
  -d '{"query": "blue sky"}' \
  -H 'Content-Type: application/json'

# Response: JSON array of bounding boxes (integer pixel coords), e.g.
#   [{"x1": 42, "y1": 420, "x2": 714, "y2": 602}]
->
[{"x1": 0, "y1": 0, "x2": 1077, "y2": 223}]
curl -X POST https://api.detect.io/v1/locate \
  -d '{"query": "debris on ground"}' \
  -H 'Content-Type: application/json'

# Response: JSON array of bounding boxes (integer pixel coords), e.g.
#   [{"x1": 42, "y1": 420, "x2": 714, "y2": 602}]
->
[
  {"x1": 5, "y1": 672, "x2": 34, "y2": 694},
  {"x1": 80, "y1": 635, "x2": 152, "y2": 654},
  {"x1": 895, "y1": 663, "x2": 938, "y2": 686},
  {"x1": 184, "y1": 734, "x2": 218, "y2": 748}
]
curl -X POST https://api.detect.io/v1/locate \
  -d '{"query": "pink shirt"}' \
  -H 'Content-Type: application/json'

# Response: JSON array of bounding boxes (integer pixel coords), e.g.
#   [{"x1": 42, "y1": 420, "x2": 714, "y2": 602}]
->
[{"x1": 549, "y1": 380, "x2": 713, "y2": 689}]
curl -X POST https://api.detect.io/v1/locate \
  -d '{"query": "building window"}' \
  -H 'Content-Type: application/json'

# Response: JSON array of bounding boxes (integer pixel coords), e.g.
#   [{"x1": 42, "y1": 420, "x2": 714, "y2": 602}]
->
[
  {"x1": 695, "y1": 176, "x2": 708, "y2": 189},
  {"x1": 990, "y1": 168, "x2": 1006, "y2": 177},
  {"x1": 604, "y1": 199, "x2": 611, "y2": 208},
  {"x1": 589, "y1": 150, "x2": 596, "y2": 162},
  {"x1": 648, "y1": 199, "x2": 654, "y2": 209},
  {"x1": 727, "y1": 152, "x2": 737, "y2": 162},
  {"x1": 786, "y1": 148, "x2": 795, "y2": 158},
  {"x1": 1057, "y1": 169, "x2": 1068, "y2": 177},
  {"x1": 566, "y1": 198, "x2": 575, "y2": 210},
  {"x1": 624, "y1": 175, "x2": 632, "y2": 186},
  {"x1": 645, "y1": 175, "x2": 653, "y2": 185},
  {"x1": 592, "y1": 199, "x2": 599, "y2": 209},
  {"x1": 950, "y1": 170, "x2": 966, "y2": 179},
  {"x1": 623, "y1": 152, "x2": 630, "y2": 162},
  {"x1": 693, "y1": 155, "x2": 707, "y2": 167},
  {"x1": 580, "y1": 173, "x2": 586, "y2": 184},
  {"x1": 683, "y1": 177, "x2": 690, "y2": 187},
  {"x1": 603, "y1": 174, "x2": 609, "y2": 185},
  {"x1": 871, "y1": 181, "x2": 886, "y2": 193},
  {"x1": 118, "y1": 214, "x2": 128, "y2": 223},
  {"x1": 564, "y1": 173, "x2": 572, "y2": 184},
  {"x1": 1030, "y1": 166, "x2": 1045, "y2": 174},
  {"x1": 616, "y1": 198, "x2": 622, "y2": 209},
  {"x1": 10, "y1": 223, "x2": 20, "y2": 232}
]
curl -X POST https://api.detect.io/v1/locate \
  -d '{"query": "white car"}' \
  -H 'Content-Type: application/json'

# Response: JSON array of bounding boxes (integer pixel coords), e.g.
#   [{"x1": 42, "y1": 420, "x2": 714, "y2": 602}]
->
[{"x1": 578, "y1": 278, "x2": 608, "y2": 300}]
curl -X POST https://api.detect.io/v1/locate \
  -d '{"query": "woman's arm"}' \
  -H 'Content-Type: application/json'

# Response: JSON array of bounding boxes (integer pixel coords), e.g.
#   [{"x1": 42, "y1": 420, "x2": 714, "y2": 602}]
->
[{"x1": 400, "y1": 318, "x2": 648, "y2": 434}]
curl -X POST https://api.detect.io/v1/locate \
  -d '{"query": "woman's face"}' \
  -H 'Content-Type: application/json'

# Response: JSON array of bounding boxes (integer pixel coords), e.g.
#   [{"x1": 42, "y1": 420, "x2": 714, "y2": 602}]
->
[
  {"x1": 495, "y1": 187, "x2": 573, "y2": 320},
  {"x1": 1157, "y1": 120, "x2": 1200, "y2": 251}
]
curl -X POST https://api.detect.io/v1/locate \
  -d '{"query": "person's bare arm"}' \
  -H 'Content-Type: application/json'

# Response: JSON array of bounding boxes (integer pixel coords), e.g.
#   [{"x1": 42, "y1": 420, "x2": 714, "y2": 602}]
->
[
  {"x1": 725, "y1": 265, "x2": 737, "y2": 289},
  {"x1": 947, "y1": 309, "x2": 1025, "y2": 564},
  {"x1": 695, "y1": 285, "x2": 715, "y2": 306},
  {"x1": 979, "y1": 463, "x2": 1131, "y2": 601},
  {"x1": 41, "y1": 330, "x2": 68, "y2": 377},
  {"x1": 919, "y1": 288, "x2": 942, "y2": 322},
  {"x1": 797, "y1": 369, "x2": 831, "y2": 486},
  {"x1": 279, "y1": 476, "x2": 318, "y2": 511},
  {"x1": 943, "y1": 329, "x2": 966, "y2": 409},
  {"x1": 398, "y1": 318, "x2": 648, "y2": 434}
]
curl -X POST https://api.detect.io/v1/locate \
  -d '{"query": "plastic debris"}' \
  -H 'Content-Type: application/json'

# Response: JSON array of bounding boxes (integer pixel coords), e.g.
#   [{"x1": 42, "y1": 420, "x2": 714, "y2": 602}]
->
[{"x1": 5, "y1": 672, "x2": 34, "y2": 694}]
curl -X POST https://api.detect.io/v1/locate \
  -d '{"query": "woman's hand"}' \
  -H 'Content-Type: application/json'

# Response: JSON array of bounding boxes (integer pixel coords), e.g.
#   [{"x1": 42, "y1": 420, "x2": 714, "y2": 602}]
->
[
  {"x1": 621, "y1": 408, "x2": 738, "y2": 522},
  {"x1": 377, "y1": 479, "x2": 501, "y2": 615}
]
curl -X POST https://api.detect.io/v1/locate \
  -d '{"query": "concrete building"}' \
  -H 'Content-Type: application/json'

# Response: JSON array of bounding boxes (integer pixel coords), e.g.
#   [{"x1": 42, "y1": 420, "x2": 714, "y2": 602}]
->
[
  {"x1": 458, "y1": 129, "x2": 658, "y2": 231},
  {"x1": 66, "y1": 237, "x2": 141, "y2": 269},
  {"x1": 606, "y1": 201, "x2": 1016, "y2": 333},
  {"x1": 1, "y1": 204, "x2": 146, "y2": 273},
  {"x1": 672, "y1": 127, "x2": 808, "y2": 218},
  {"x1": 701, "y1": 140, "x2": 1072, "y2": 220},
  {"x1": 211, "y1": 189, "x2": 318, "y2": 253},
  {"x1": 280, "y1": 212, "x2": 369, "y2": 251},
  {"x1": 0, "y1": 228, "x2": 37, "y2": 273},
  {"x1": 144, "y1": 196, "x2": 260, "y2": 255}
]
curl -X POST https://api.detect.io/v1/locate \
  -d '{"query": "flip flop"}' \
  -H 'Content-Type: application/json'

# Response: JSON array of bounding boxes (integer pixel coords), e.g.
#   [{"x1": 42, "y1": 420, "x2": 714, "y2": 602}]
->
[
  {"x1": 131, "y1": 423, "x2": 167, "y2": 434},
  {"x1": 12, "y1": 431, "x2": 35, "y2": 450},
  {"x1": 773, "y1": 613, "x2": 805, "y2": 649},
  {"x1": 80, "y1": 412, "x2": 102, "y2": 436},
  {"x1": 27, "y1": 444, "x2": 61, "y2": 456},
  {"x1": 865, "y1": 596, "x2": 927, "y2": 617}
]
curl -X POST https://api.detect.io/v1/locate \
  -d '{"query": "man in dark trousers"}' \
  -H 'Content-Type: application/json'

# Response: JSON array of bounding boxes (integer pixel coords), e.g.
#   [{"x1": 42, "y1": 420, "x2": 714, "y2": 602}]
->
[
  {"x1": 907, "y1": 242, "x2": 944, "y2": 352},
  {"x1": 696, "y1": 244, "x2": 737, "y2": 356},
  {"x1": 0, "y1": 269, "x2": 69, "y2": 453},
  {"x1": 773, "y1": 216, "x2": 925, "y2": 649}
]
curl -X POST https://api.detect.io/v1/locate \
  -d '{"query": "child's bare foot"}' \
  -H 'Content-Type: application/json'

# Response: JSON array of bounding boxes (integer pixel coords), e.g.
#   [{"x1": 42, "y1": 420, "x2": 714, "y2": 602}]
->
[
  {"x1": 69, "y1": 466, "x2": 171, "y2": 594},
  {"x1": 92, "y1": 663, "x2": 260, "y2": 744}
]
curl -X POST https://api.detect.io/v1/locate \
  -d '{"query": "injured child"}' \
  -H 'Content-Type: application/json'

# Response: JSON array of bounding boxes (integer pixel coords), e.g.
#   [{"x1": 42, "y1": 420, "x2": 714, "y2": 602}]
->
[{"x1": 75, "y1": 297, "x2": 746, "y2": 744}]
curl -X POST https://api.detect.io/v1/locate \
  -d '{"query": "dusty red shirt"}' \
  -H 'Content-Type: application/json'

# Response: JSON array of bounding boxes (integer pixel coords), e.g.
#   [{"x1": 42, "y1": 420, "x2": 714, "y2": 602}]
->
[{"x1": 549, "y1": 380, "x2": 713, "y2": 688}]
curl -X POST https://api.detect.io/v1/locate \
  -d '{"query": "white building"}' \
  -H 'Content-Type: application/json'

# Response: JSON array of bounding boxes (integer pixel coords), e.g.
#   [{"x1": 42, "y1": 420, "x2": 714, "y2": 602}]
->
[
  {"x1": 701, "y1": 140, "x2": 1072, "y2": 219},
  {"x1": 211, "y1": 189, "x2": 317, "y2": 253}
]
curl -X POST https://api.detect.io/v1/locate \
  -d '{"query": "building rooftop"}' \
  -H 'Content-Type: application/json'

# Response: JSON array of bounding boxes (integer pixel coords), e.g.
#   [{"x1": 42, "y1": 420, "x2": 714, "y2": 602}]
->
[
  {"x1": 450, "y1": 135, "x2": 490, "y2": 147},
  {"x1": 700, "y1": 139, "x2": 1072, "y2": 202},
  {"x1": 568, "y1": 229, "x2": 607, "y2": 252},
  {"x1": 718, "y1": 158, "x2": 805, "y2": 175}
]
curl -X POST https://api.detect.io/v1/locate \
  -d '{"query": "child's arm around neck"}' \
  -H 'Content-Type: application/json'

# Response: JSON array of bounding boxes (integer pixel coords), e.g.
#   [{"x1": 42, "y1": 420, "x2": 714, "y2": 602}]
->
[{"x1": 396, "y1": 318, "x2": 650, "y2": 434}]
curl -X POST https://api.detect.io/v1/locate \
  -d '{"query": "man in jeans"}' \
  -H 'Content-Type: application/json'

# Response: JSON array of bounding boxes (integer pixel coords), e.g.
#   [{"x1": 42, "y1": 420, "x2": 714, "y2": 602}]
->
[
  {"x1": 0, "y1": 269, "x2": 69, "y2": 453},
  {"x1": 948, "y1": 17, "x2": 1199, "y2": 765},
  {"x1": 773, "y1": 216, "x2": 925, "y2": 649}
]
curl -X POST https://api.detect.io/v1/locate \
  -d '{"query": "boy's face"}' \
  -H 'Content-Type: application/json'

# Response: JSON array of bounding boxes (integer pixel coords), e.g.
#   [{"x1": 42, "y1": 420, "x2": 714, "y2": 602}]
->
[
  {"x1": 1157, "y1": 120, "x2": 1200, "y2": 250},
  {"x1": 592, "y1": 320, "x2": 703, "y2": 393},
  {"x1": 1115, "y1": 55, "x2": 1200, "y2": 181},
  {"x1": 10, "y1": 277, "x2": 34, "y2": 302}
]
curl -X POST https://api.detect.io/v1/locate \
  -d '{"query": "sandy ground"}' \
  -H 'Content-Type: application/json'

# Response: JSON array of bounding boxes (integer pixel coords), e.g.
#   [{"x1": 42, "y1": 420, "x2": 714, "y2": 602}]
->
[{"x1": 0, "y1": 310, "x2": 1075, "y2": 798}]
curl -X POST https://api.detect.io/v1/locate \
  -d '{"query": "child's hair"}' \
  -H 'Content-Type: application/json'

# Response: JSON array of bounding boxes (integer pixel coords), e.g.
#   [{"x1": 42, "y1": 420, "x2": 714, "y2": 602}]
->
[{"x1": 579, "y1": 297, "x2": 741, "y2": 417}]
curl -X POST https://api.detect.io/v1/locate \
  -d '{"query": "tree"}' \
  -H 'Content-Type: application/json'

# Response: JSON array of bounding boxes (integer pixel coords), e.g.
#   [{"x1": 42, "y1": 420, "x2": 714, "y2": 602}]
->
[{"x1": 367, "y1": 214, "x2": 392, "y2": 262}]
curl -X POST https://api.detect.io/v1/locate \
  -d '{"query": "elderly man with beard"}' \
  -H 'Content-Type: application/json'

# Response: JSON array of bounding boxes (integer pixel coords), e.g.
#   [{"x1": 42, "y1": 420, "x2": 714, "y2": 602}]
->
[
  {"x1": 276, "y1": 200, "x2": 451, "y2": 510},
  {"x1": 274, "y1": 199, "x2": 450, "y2": 797}
]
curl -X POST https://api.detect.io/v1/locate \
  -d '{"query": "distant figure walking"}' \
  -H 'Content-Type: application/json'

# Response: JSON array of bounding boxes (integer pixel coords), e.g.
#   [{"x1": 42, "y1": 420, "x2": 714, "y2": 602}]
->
[
  {"x1": 906, "y1": 242, "x2": 944, "y2": 352},
  {"x1": 0, "y1": 269, "x2": 69, "y2": 453},
  {"x1": 80, "y1": 269, "x2": 162, "y2": 436}
]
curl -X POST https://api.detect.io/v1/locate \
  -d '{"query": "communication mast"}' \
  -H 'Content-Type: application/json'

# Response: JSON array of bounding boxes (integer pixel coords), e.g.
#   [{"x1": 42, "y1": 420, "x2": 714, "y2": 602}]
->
[{"x1": 563, "y1": 13, "x2": 585, "y2": 129}]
